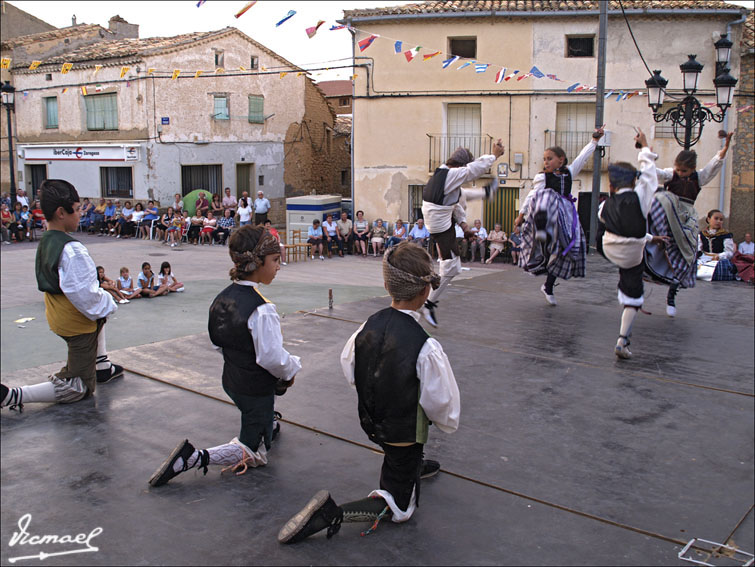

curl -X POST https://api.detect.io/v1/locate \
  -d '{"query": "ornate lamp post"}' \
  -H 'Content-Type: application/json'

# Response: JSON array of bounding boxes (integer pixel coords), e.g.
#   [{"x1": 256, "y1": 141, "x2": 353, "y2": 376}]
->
[
  {"x1": 644, "y1": 47, "x2": 737, "y2": 150},
  {"x1": 1, "y1": 80, "x2": 17, "y2": 208}
]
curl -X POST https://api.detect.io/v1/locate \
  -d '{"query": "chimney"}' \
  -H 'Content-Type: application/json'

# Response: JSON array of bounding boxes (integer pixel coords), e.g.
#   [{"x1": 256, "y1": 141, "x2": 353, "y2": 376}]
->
[
  {"x1": 108, "y1": 15, "x2": 139, "y2": 39},
  {"x1": 72, "y1": 15, "x2": 77, "y2": 26}
]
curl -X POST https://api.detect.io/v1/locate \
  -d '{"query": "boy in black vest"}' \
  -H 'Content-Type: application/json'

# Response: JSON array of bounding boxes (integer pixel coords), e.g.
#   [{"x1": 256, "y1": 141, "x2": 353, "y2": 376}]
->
[
  {"x1": 419, "y1": 140, "x2": 505, "y2": 327},
  {"x1": 597, "y1": 129, "x2": 667, "y2": 359},
  {"x1": 278, "y1": 241, "x2": 460, "y2": 543},
  {"x1": 149, "y1": 225, "x2": 299, "y2": 486},
  {"x1": 1, "y1": 179, "x2": 122, "y2": 411}
]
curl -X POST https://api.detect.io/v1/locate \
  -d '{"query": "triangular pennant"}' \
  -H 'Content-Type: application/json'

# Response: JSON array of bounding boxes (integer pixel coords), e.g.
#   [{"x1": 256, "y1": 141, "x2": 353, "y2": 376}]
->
[
  {"x1": 404, "y1": 50, "x2": 416, "y2": 62},
  {"x1": 147, "y1": 68, "x2": 155, "y2": 75},
  {"x1": 29, "y1": 61, "x2": 41, "y2": 70},
  {"x1": 495, "y1": 68, "x2": 506, "y2": 83},
  {"x1": 475, "y1": 63, "x2": 489, "y2": 73},
  {"x1": 566, "y1": 82, "x2": 580, "y2": 92},
  {"x1": 94, "y1": 65, "x2": 103, "y2": 76},
  {"x1": 194, "y1": 70, "x2": 204, "y2": 78},
  {"x1": 276, "y1": 10, "x2": 296, "y2": 27},
  {"x1": 330, "y1": 24, "x2": 346, "y2": 30},
  {"x1": 504, "y1": 70, "x2": 519, "y2": 81},
  {"x1": 516, "y1": 73, "x2": 532, "y2": 81},
  {"x1": 423, "y1": 51, "x2": 441, "y2": 61},
  {"x1": 235, "y1": 1, "x2": 257, "y2": 18},
  {"x1": 120, "y1": 66, "x2": 130, "y2": 78},
  {"x1": 394, "y1": 41, "x2": 403, "y2": 53},
  {"x1": 306, "y1": 20, "x2": 325, "y2": 38},
  {"x1": 529, "y1": 66, "x2": 545, "y2": 78},
  {"x1": 280, "y1": 72, "x2": 288, "y2": 78},
  {"x1": 239, "y1": 66, "x2": 247, "y2": 72},
  {"x1": 441, "y1": 56, "x2": 459, "y2": 69},
  {"x1": 1, "y1": 58, "x2": 11, "y2": 69},
  {"x1": 457, "y1": 61, "x2": 473, "y2": 70},
  {"x1": 81, "y1": 86, "x2": 87, "y2": 96},
  {"x1": 171, "y1": 69, "x2": 181, "y2": 80},
  {"x1": 358, "y1": 34, "x2": 378, "y2": 51},
  {"x1": 61, "y1": 62, "x2": 73, "y2": 74},
  {"x1": 215, "y1": 68, "x2": 224, "y2": 74}
]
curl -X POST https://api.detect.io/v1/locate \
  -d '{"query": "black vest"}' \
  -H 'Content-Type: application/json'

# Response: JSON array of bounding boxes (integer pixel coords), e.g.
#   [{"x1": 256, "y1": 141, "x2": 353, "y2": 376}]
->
[
  {"x1": 208, "y1": 283, "x2": 278, "y2": 396},
  {"x1": 354, "y1": 308, "x2": 429, "y2": 445},
  {"x1": 35, "y1": 230, "x2": 77, "y2": 294},
  {"x1": 423, "y1": 168, "x2": 454, "y2": 206},
  {"x1": 602, "y1": 192, "x2": 647, "y2": 239},
  {"x1": 664, "y1": 171, "x2": 701, "y2": 202},
  {"x1": 700, "y1": 231, "x2": 732, "y2": 254},
  {"x1": 544, "y1": 168, "x2": 572, "y2": 197}
]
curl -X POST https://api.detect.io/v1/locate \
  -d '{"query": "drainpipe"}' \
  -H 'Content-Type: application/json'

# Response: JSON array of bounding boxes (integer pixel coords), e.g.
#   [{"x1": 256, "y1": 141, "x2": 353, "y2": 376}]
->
[
  {"x1": 349, "y1": 26, "x2": 356, "y2": 216},
  {"x1": 719, "y1": 13, "x2": 748, "y2": 213}
]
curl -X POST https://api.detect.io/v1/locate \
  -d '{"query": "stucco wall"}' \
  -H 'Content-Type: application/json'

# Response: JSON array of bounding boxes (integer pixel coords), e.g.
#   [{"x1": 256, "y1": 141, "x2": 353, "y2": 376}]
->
[{"x1": 730, "y1": 52, "x2": 754, "y2": 241}]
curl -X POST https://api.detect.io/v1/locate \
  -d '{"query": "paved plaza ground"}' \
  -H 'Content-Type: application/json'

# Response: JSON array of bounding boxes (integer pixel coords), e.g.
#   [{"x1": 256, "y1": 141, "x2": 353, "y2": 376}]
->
[{"x1": 1, "y1": 233, "x2": 753, "y2": 566}]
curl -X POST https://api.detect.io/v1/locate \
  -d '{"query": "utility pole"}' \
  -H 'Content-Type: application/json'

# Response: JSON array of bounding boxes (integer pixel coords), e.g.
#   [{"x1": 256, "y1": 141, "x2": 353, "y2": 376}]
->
[{"x1": 588, "y1": 1, "x2": 607, "y2": 251}]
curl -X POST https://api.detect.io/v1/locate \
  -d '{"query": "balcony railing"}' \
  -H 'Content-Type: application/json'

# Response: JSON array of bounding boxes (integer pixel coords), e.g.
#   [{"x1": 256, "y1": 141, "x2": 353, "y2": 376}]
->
[
  {"x1": 544, "y1": 130, "x2": 609, "y2": 171},
  {"x1": 427, "y1": 134, "x2": 494, "y2": 172}
]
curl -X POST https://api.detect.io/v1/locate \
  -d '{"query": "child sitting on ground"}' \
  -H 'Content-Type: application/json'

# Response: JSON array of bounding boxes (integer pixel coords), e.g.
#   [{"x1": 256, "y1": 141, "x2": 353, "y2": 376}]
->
[
  {"x1": 278, "y1": 241, "x2": 460, "y2": 544},
  {"x1": 157, "y1": 261, "x2": 185, "y2": 292},
  {"x1": 97, "y1": 266, "x2": 129, "y2": 304},
  {"x1": 137, "y1": 262, "x2": 169, "y2": 298},
  {"x1": 117, "y1": 266, "x2": 142, "y2": 300},
  {"x1": 149, "y1": 225, "x2": 300, "y2": 487}
]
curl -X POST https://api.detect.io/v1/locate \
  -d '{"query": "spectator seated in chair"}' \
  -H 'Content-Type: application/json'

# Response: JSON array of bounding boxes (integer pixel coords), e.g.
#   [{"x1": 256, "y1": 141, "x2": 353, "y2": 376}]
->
[{"x1": 407, "y1": 218, "x2": 430, "y2": 249}]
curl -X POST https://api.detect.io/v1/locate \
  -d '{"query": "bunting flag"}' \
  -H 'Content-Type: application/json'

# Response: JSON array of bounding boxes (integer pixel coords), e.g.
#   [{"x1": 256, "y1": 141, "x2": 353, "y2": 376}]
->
[
  {"x1": 504, "y1": 70, "x2": 519, "y2": 81},
  {"x1": 239, "y1": 66, "x2": 247, "y2": 72},
  {"x1": 516, "y1": 72, "x2": 532, "y2": 81},
  {"x1": 29, "y1": 61, "x2": 41, "y2": 70},
  {"x1": 358, "y1": 34, "x2": 378, "y2": 51},
  {"x1": 394, "y1": 41, "x2": 403, "y2": 53},
  {"x1": 306, "y1": 20, "x2": 325, "y2": 38},
  {"x1": 171, "y1": 69, "x2": 181, "y2": 80},
  {"x1": 604, "y1": 90, "x2": 614, "y2": 98},
  {"x1": 296, "y1": 71, "x2": 305, "y2": 76},
  {"x1": 95, "y1": 84, "x2": 103, "y2": 92},
  {"x1": 566, "y1": 82, "x2": 580, "y2": 92},
  {"x1": 404, "y1": 50, "x2": 416, "y2": 62},
  {"x1": 94, "y1": 65, "x2": 103, "y2": 76},
  {"x1": 147, "y1": 68, "x2": 155, "y2": 75},
  {"x1": 215, "y1": 67, "x2": 224, "y2": 74},
  {"x1": 62, "y1": 87, "x2": 68, "y2": 94},
  {"x1": 494, "y1": 68, "x2": 506, "y2": 83},
  {"x1": 457, "y1": 61, "x2": 473, "y2": 70},
  {"x1": 615, "y1": 91, "x2": 624, "y2": 100},
  {"x1": 120, "y1": 66, "x2": 130, "y2": 78},
  {"x1": 196, "y1": 0, "x2": 206, "y2": 6},
  {"x1": 1, "y1": 58, "x2": 11, "y2": 69},
  {"x1": 280, "y1": 72, "x2": 287, "y2": 78},
  {"x1": 546, "y1": 74, "x2": 562, "y2": 81},
  {"x1": 529, "y1": 66, "x2": 545, "y2": 78},
  {"x1": 475, "y1": 63, "x2": 489, "y2": 73},
  {"x1": 423, "y1": 51, "x2": 441, "y2": 61},
  {"x1": 575, "y1": 85, "x2": 586, "y2": 92},
  {"x1": 194, "y1": 70, "x2": 204, "y2": 78},
  {"x1": 276, "y1": 10, "x2": 296, "y2": 26},
  {"x1": 441, "y1": 56, "x2": 459, "y2": 69},
  {"x1": 61, "y1": 62, "x2": 73, "y2": 74},
  {"x1": 330, "y1": 24, "x2": 346, "y2": 30},
  {"x1": 81, "y1": 86, "x2": 87, "y2": 96},
  {"x1": 235, "y1": 1, "x2": 257, "y2": 18}
]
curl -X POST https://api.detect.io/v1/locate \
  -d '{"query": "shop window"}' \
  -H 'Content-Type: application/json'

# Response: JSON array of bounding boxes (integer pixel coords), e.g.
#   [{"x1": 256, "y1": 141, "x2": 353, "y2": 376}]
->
[{"x1": 100, "y1": 167, "x2": 133, "y2": 198}]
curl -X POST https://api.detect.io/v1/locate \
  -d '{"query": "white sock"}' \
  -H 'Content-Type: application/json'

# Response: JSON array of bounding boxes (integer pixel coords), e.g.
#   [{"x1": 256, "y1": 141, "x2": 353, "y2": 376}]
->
[
  {"x1": 2, "y1": 382, "x2": 58, "y2": 406},
  {"x1": 619, "y1": 307, "x2": 638, "y2": 341},
  {"x1": 206, "y1": 443, "x2": 245, "y2": 467},
  {"x1": 95, "y1": 326, "x2": 111, "y2": 371},
  {"x1": 428, "y1": 275, "x2": 452, "y2": 303}
]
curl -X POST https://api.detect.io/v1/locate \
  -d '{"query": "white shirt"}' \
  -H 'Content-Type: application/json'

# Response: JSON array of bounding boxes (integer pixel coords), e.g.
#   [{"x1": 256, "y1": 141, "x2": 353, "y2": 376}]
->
[
  {"x1": 322, "y1": 220, "x2": 338, "y2": 236},
  {"x1": 470, "y1": 226, "x2": 487, "y2": 241},
  {"x1": 340, "y1": 308, "x2": 460, "y2": 434},
  {"x1": 216, "y1": 280, "x2": 301, "y2": 381},
  {"x1": 422, "y1": 154, "x2": 497, "y2": 234},
  {"x1": 521, "y1": 140, "x2": 598, "y2": 217},
  {"x1": 254, "y1": 197, "x2": 271, "y2": 214},
  {"x1": 739, "y1": 241, "x2": 754, "y2": 255},
  {"x1": 656, "y1": 152, "x2": 725, "y2": 186},
  {"x1": 17, "y1": 195, "x2": 29, "y2": 208},
  {"x1": 157, "y1": 272, "x2": 175, "y2": 286},
  {"x1": 238, "y1": 205, "x2": 252, "y2": 223},
  {"x1": 58, "y1": 241, "x2": 117, "y2": 321},
  {"x1": 698, "y1": 232, "x2": 735, "y2": 261}
]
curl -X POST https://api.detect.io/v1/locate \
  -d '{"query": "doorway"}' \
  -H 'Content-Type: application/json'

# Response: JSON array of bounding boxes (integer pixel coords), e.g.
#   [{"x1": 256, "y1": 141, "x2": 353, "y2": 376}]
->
[
  {"x1": 236, "y1": 163, "x2": 256, "y2": 200},
  {"x1": 26, "y1": 164, "x2": 47, "y2": 201}
]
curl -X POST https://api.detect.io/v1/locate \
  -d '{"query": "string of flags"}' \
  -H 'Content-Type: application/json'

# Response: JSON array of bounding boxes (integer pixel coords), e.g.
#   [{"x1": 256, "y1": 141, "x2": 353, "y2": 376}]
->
[{"x1": 1, "y1": 0, "x2": 752, "y2": 114}]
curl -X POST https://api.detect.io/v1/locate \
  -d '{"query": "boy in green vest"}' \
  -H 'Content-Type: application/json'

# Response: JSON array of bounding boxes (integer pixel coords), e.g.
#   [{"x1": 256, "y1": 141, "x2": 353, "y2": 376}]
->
[
  {"x1": 277, "y1": 242, "x2": 461, "y2": 543},
  {"x1": 1, "y1": 180, "x2": 122, "y2": 411}
]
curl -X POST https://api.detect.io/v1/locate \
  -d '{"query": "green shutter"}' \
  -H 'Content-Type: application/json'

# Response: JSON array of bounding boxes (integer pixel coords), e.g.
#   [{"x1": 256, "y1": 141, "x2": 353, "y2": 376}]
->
[{"x1": 248, "y1": 95, "x2": 264, "y2": 123}]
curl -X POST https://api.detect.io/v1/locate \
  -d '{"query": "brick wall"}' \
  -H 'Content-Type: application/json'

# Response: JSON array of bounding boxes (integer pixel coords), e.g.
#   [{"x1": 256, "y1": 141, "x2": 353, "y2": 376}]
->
[
  {"x1": 282, "y1": 79, "x2": 351, "y2": 221},
  {"x1": 730, "y1": 52, "x2": 754, "y2": 241}
]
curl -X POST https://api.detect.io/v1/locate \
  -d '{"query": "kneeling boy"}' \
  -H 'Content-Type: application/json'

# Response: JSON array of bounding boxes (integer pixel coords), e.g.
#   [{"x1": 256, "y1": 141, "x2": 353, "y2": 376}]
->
[{"x1": 278, "y1": 241, "x2": 460, "y2": 543}]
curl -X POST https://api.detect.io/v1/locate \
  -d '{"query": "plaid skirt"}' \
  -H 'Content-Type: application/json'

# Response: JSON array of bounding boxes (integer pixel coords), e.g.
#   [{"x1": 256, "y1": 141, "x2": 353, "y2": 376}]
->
[
  {"x1": 647, "y1": 198, "x2": 696, "y2": 288},
  {"x1": 518, "y1": 188, "x2": 586, "y2": 280}
]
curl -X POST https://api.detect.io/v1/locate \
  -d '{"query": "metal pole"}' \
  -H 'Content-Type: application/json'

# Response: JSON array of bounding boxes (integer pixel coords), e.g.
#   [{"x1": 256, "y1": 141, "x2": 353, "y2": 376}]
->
[
  {"x1": 683, "y1": 97, "x2": 693, "y2": 150},
  {"x1": 5, "y1": 103, "x2": 16, "y2": 209},
  {"x1": 588, "y1": 1, "x2": 607, "y2": 251}
]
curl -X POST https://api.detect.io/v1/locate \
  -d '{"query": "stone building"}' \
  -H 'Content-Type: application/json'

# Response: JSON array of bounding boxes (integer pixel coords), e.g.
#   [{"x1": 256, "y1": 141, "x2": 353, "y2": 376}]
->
[
  {"x1": 8, "y1": 25, "x2": 346, "y2": 225},
  {"x1": 730, "y1": 11, "x2": 754, "y2": 242},
  {"x1": 1, "y1": 3, "x2": 139, "y2": 195},
  {"x1": 317, "y1": 79, "x2": 354, "y2": 115},
  {"x1": 341, "y1": 0, "x2": 750, "y2": 235}
]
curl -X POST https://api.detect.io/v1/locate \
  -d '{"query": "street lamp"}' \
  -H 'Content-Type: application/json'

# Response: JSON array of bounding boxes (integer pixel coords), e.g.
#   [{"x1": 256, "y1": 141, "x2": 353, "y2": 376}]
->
[
  {"x1": 1, "y1": 80, "x2": 17, "y2": 208},
  {"x1": 645, "y1": 51, "x2": 737, "y2": 150}
]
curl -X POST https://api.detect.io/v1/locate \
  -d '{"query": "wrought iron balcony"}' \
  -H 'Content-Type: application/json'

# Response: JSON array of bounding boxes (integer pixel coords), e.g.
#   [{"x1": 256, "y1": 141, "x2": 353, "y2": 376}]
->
[
  {"x1": 427, "y1": 134, "x2": 494, "y2": 173},
  {"x1": 544, "y1": 130, "x2": 609, "y2": 171}
]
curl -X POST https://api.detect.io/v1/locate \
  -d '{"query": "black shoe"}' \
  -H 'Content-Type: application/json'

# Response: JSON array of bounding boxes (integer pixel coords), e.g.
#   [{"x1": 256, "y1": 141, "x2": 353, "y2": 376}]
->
[
  {"x1": 149, "y1": 440, "x2": 208, "y2": 487},
  {"x1": 420, "y1": 459, "x2": 441, "y2": 479},
  {"x1": 421, "y1": 300, "x2": 438, "y2": 327},
  {"x1": 274, "y1": 378, "x2": 291, "y2": 396},
  {"x1": 97, "y1": 364, "x2": 124, "y2": 384},
  {"x1": 278, "y1": 490, "x2": 344, "y2": 544}
]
